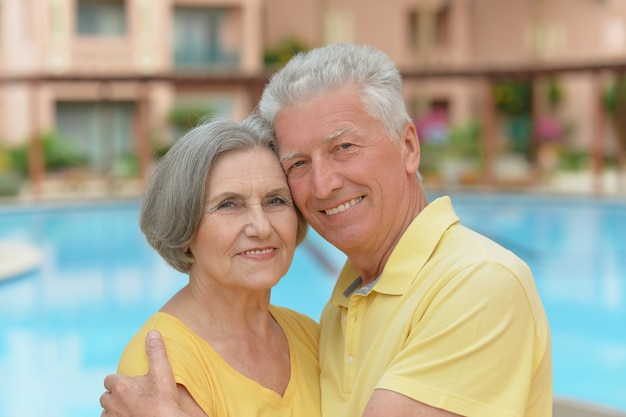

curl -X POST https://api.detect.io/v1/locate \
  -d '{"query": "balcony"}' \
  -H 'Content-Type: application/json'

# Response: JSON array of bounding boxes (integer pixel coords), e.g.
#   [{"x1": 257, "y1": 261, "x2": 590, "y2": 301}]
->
[{"x1": 69, "y1": 37, "x2": 135, "y2": 74}]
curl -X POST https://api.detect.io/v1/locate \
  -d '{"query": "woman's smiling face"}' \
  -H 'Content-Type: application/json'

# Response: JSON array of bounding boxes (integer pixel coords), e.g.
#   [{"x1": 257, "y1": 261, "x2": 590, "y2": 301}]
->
[{"x1": 187, "y1": 147, "x2": 298, "y2": 291}]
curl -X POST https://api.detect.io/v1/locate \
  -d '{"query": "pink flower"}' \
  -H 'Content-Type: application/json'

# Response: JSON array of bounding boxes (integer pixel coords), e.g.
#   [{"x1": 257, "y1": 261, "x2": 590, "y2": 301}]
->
[
  {"x1": 535, "y1": 116, "x2": 564, "y2": 143},
  {"x1": 416, "y1": 110, "x2": 449, "y2": 144}
]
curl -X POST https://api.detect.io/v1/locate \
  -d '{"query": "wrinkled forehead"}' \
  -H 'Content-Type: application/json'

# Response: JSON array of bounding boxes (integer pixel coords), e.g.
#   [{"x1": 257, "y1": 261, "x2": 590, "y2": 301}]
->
[
  {"x1": 273, "y1": 86, "x2": 366, "y2": 144},
  {"x1": 206, "y1": 147, "x2": 287, "y2": 189}
]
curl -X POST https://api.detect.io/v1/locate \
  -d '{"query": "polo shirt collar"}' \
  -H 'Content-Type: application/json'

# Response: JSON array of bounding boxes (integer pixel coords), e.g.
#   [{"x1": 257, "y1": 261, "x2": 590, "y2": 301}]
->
[{"x1": 330, "y1": 196, "x2": 459, "y2": 307}]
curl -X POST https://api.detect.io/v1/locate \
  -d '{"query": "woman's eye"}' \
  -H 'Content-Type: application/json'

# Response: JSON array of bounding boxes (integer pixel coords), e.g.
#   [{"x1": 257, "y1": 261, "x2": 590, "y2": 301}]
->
[
  {"x1": 268, "y1": 196, "x2": 289, "y2": 206},
  {"x1": 215, "y1": 200, "x2": 236, "y2": 210}
]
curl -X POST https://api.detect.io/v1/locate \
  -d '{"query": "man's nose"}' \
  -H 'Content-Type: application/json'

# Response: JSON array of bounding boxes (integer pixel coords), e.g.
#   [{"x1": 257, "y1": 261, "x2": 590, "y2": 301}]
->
[{"x1": 310, "y1": 158, "x2": 342, "y2": 199}]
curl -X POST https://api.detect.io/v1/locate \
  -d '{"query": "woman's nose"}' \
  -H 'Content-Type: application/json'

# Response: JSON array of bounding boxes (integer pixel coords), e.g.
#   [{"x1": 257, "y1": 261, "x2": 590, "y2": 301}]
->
[{"x1": 244, "y1": 205, "x2": 272, "y2": 238}]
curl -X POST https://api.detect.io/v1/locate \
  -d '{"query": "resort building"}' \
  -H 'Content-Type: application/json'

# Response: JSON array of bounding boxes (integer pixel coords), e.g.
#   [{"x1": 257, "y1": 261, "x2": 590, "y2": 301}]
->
[{"x1": 1, "y1": 0, "x2": 625, "y2": 191}]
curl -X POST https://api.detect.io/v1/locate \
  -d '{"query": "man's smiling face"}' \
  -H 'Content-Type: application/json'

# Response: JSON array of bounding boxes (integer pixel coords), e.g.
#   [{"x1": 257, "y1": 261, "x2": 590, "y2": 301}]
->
[{"x1": 274, "y1": 86, "x2": 417, "y2": 257}]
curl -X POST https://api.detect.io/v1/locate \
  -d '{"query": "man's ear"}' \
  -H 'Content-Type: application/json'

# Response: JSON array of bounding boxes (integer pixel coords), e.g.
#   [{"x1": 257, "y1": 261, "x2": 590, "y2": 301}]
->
[{"x1": 402, "y1": 123, "x2": 420, "y2": 175}]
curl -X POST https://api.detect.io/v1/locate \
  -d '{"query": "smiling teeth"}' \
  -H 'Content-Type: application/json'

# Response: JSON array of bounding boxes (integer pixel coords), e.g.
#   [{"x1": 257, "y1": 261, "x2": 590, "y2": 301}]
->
[
  {"x1": 325, "y1": 197, "x2": 363, "y2": 215},
  {"x1": 242, "y1": 248, "x2": 274, "y2": 255}
]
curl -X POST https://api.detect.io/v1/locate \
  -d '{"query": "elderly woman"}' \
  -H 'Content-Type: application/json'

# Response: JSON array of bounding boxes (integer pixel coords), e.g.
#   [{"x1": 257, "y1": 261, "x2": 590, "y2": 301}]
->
[{"x1": 116, "y1": 115, "x2": 320, "y2": 417}]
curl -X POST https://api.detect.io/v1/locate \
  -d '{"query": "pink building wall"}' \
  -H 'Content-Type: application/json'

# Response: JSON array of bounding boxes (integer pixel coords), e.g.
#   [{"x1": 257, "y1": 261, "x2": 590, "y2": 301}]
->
[
  {"x1": 1, "y1": 0, "x2": 625, "y2": 157},
  {"x1": 0, "y1": 0, "x2": 264, "y2": 146}
]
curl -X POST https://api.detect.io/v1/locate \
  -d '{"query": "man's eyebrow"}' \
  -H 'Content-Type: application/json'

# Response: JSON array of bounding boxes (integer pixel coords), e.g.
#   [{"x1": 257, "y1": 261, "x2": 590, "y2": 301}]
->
[
  {"x1": 279, "y1": 127, "x2": 357, "y2": 162},
  {"x1": 279, "y1": 150, "x2": 301, "y2": 162},
  {"x1": 324, "y1": 127, "x2": 356, "y2": 143}
]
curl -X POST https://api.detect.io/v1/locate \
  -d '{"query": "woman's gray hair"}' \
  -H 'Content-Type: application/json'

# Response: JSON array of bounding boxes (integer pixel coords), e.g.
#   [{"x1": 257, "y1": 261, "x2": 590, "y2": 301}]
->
[
  {"x1": 258, "y1": 43, "x2": 412, "y2": 141},
  {"x1": 140, "y1": 114, "x2": 308, "y2": 274}
]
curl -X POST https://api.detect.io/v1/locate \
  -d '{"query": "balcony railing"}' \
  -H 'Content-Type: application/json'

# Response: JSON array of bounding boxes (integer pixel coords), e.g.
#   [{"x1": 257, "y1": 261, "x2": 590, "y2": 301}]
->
[{"x1": 70, "y1": 37, "x2": 135, "y2": 74}]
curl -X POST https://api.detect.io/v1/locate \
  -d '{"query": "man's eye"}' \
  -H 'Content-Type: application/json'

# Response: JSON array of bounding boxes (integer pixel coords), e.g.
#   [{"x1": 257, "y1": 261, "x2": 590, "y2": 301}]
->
[
  {"x1": 340, "y1": 143, "x2": 352, "y2": 150},
  {"x1": 286, "y1": 160, "x2": 305, "y2": 175}
]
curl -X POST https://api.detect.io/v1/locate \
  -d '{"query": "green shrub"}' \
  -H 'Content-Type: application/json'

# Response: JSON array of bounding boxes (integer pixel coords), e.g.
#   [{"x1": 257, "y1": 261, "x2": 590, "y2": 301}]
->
[
  {"x1": 169, "y1": 105, "x2": 215, "y2": 132},
  {"x1": 111, "y1": 152, "x2": 140, "y2": 177},
  {"x1": 7, "y1": 132, "x2": 89, "y2": 175},
  {"x1": 602, "y1": 76, "x2": 626, "y2": 160},
  {"x1": 557, "y1": 149, "x2": 590, "y2": 171},
  {"x1": 448, "y1": 121, "x2": 482, "y2": 160},
  {"x1": 419, "y1": 120, "x2": 483, "y2": 175},
  {"x1": 153, "y1": 144, "x2": 172, "y2": 160},
  {"x1": 493, "y1": 80, "x2": 532, "y2": 116},
  {"x1": 264, "y1": 37, "x2": 310, "y2": 69},
  {"x1": 0, "y1": 172, "x2": 21, "y2": 196}
]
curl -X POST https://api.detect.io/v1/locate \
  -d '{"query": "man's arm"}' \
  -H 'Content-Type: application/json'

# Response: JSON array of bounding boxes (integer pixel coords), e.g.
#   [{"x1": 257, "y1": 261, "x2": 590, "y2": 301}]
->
[
  {"x1": 100, "y1": 330, "x2": 191, "y2": 417},
  {"x1": 363, "y1": 389, "x2": 463, "y2": 417}
]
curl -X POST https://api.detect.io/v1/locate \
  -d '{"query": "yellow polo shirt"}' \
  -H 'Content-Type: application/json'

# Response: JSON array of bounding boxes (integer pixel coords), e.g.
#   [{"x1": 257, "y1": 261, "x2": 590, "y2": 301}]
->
[{"x1": 319, "y1": 196, "x2": 552, "y2": 417}]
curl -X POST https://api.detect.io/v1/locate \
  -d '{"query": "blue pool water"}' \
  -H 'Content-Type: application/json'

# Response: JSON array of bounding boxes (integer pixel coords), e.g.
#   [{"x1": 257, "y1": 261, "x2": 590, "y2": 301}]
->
[{"x1": 0, "y1": 193, "x2": 625, "y2": 416}]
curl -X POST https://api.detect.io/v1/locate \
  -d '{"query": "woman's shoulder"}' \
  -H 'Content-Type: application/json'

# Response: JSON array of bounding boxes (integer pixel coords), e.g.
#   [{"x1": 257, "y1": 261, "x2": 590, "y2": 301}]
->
[
  {"x1": 117, "y1": 312, "x2": 206, "y2": 373},
  {"x1": 129, "y1": 312, "x2": 196, "y2": 342},
  {"x1": 269, "y1": 305, "x2": 320, "y2": 336}
]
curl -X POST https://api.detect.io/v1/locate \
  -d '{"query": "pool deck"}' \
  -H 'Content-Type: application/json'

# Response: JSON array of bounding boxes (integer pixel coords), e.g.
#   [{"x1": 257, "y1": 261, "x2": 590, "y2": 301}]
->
[
  {"x1": 2, "y1": 169, "x2": 624, "y2": 205},
  {"x1": 0, "y1": 242, "x2": 43, "y2": 281},
  {"x1": 554, "y1": 399, "x2": 626, "y2": 417}
]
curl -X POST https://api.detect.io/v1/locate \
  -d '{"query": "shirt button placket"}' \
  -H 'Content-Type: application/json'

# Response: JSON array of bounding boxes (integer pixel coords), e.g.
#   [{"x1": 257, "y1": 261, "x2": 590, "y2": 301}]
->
[{"x1": 342, "y1": 295, "x2": 363, "y2": 391}]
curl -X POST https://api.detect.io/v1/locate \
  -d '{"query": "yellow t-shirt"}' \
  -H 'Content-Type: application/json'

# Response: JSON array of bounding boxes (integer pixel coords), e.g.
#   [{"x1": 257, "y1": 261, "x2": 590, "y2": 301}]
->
[
  {"x1": 118, "y1": 306, "x2": 321, "y2": 417},
  {"x1": 319, "y1": 196, "x2": 552, "y2": 417}
]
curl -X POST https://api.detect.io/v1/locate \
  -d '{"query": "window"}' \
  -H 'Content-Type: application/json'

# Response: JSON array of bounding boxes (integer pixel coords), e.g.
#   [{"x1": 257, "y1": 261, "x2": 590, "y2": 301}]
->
[
  {"x1": 173, "y1": 7, "x2": 239, "y2": 71},
  {"x1": 170, "y1": 96, "x2": 235, "y2": 138},
  {"x1": 76, "y1": 0, "x2": 126, "y2": 36},
  {"x1": 56, "y1": 101, "x2": 135, "y2": 174},
  {"x1": 407, "y1": 1, "x2": 450, "y2": 50}
]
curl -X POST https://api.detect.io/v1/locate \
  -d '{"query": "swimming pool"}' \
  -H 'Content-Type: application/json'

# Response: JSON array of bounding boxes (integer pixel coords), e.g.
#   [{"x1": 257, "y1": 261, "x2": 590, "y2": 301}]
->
[{"x1": 0, "y1": 192, "x2": 624, "y2": 416}]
